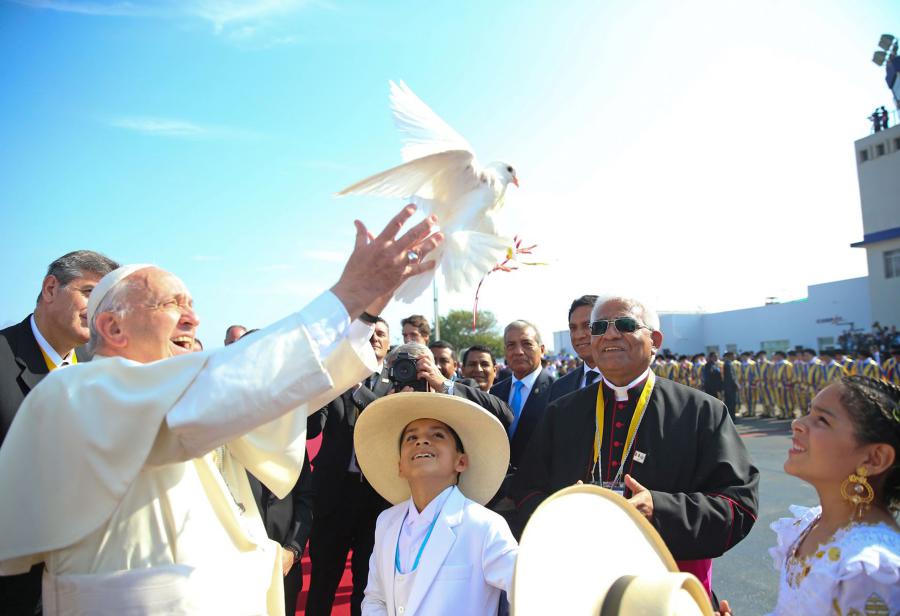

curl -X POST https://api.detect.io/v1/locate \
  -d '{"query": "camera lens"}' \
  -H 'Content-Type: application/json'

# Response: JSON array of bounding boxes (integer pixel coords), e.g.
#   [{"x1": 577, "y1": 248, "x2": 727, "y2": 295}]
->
[{"x1": 393, "y1": 360, "x2": 416, "y2": 381}]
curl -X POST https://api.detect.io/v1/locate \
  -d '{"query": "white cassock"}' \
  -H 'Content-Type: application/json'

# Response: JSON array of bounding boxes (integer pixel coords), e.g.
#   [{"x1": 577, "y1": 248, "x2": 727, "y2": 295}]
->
[{"x1": 0, "y1": 291, "x2": 377, "y2": 616}]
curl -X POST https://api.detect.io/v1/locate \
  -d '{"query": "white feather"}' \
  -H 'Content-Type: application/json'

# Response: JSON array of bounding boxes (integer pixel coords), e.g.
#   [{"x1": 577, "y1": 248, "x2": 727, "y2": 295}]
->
[{"x1": 337, "y1": 82, "x2": 519, "y2": 303}]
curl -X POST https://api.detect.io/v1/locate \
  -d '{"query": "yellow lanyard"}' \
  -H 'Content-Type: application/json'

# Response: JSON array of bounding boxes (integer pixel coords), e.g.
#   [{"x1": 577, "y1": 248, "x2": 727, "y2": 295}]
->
[
  {"x1": 592, "y1": 371, "x2": 656, "y2": 484},
  {"x1": 39, "y1": 347, "x2": 78, "y2": 371}
]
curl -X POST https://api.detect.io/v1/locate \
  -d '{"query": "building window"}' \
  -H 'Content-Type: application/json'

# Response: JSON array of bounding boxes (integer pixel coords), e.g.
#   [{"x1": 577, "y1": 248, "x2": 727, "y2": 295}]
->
[
  {"x1": 876, "y1": 143, "x2": 886, "y2": 157},
  {"x1": 762, "y1": 340, "x2": 790, "y2": 353},
  {"x1": 885, "y1": 249, "x2": 900, "y2": 279},
  {"x1": 859, "y1": 149, "x2": 869, "y2": 163}
]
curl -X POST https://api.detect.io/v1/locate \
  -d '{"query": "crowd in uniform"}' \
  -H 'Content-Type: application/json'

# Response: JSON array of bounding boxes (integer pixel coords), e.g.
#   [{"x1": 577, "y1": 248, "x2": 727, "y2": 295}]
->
[{"x1": 640, "y1": 345, "x2": 900, "y2": 420}]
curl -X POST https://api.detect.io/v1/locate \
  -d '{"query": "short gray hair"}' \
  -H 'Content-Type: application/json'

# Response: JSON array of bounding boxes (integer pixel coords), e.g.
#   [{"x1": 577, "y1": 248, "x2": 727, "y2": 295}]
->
[
  {"x1": 591, "y1": 295, "x2": 661, "y2": 332},
  {"x1": 504, "y1": 320, "x2": 543, "y2": 345},
  {"x1": 86, "y1": 277, "x2": 138, "y2": 354},
  {"x1": 37, "y1": 250, "x2": 119, "y2": 305},
  {"x1": 386, "y1": 342, "x2": 433, "y2": 366}
]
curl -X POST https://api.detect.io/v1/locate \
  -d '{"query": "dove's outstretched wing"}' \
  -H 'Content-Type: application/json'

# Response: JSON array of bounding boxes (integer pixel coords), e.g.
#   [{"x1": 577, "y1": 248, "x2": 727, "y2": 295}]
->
[
  {"x1": 335, "y1": 150, "x2": 475, "y2": 199},
  {"x1": 390, "y1": 80, "x2": 474, "y2": 163}
]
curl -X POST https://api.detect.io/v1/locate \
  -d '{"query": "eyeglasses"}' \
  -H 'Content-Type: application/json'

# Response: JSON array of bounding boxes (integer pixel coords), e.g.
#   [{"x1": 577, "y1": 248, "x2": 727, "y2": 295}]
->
[{"x1": 590, "y1": 317, "x2": 649, "y2": 336}]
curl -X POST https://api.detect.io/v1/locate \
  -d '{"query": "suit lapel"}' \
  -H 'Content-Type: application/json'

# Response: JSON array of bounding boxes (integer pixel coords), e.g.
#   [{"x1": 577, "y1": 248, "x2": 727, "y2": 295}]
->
[
  {"x1": 10, "y1": 316, "x2": 49, "y2": 394},
  {"x1": 404, "y1": 488, "x2": 464, "y2": 615},
  {"x1": 381, "y1": 507, "x2": 405, "y2": 615}
]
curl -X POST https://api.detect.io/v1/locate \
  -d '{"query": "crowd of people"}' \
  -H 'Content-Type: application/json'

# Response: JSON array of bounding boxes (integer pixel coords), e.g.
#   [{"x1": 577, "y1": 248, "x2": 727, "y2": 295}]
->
[{"x1": 0, "y1": 216, "x2": 897, "y2": 616}]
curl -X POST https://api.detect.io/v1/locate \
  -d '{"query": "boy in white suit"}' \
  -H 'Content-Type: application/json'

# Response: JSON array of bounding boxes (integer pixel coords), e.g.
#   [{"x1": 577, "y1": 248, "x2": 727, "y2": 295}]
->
[{"x1": 354, "y1": 392, "x2": 517, "y2": 616}]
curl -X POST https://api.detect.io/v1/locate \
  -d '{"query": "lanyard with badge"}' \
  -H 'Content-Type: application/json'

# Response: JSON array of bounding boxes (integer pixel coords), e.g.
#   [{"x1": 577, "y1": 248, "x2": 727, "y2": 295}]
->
[
  {"x1": 394, "y1": 486, "x2": 455, "y2": 574},
  {"x1": 590, "y1": 371, "x2": 656, "y2": 495}
]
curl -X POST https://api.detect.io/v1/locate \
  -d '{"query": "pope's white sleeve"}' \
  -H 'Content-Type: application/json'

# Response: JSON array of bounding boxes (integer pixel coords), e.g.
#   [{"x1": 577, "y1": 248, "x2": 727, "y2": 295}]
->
[{"x1": 162, "y1": 290, "x2": 376, "y2": 461}]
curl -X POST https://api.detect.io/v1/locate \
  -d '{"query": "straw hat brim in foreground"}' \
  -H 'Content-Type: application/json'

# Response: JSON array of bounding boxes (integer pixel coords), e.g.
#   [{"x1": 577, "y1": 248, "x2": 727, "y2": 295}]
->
[{"x1": 513, "y1": 484, "x2": 713, "y2": 616}]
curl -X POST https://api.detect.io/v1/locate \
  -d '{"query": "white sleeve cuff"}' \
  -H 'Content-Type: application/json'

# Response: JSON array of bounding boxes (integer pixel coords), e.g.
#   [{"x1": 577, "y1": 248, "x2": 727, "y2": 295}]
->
[{"x1": 301, "y1": 290, "x2": 352, "y2": 358}]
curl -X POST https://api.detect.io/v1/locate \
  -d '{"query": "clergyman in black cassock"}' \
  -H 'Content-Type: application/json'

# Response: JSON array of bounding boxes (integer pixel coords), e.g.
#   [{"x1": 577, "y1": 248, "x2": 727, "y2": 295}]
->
[
  {"x1": 511, "y1": 295, "x2": 759, "y2": 597},
  {"x1": 511, "y1": 376, "x2": 759, "y2": 559}
]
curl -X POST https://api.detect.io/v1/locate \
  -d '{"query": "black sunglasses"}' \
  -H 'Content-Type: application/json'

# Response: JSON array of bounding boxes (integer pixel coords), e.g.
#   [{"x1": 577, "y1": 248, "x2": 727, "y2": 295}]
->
[{"x1": 590, "y1": 317, "x2": 649, "y2": 336}]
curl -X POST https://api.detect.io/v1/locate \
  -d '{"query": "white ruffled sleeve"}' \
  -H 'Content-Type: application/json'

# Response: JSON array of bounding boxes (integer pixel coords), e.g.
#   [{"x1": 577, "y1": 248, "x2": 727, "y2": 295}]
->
[
  {"x1": 833, "y1": 525, "x2": 900, "y2": 615},
  {"x1": 768, "y1": 505, "x2": 821, "y2": 571}
]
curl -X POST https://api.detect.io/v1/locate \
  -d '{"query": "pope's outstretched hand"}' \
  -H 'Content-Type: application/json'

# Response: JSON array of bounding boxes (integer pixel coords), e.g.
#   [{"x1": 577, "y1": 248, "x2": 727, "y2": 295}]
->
[{"x1": 331, "y1": 204, "x2": 443, "y2": 318}]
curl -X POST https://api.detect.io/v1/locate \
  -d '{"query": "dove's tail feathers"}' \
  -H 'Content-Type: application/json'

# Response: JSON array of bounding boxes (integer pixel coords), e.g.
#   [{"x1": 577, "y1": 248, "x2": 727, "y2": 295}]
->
[
  {"x1": 389, "y1": 81, "x2": 474, "y2": 162},
  {"x1": 335, "y1": 150, "x2": 474, "y2": 199},
  {"x1": 394, "y1": 250, "x2": 441, "y2": 303},
  {"x1": 441, "y1": 231, "x2": 514, "y2": 295}
]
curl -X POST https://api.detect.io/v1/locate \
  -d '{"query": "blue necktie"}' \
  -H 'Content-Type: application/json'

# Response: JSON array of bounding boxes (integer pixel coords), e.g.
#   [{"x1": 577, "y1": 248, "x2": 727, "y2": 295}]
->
[{"x1": 509, "y1": 380, "x2": 525, "y2": 437}]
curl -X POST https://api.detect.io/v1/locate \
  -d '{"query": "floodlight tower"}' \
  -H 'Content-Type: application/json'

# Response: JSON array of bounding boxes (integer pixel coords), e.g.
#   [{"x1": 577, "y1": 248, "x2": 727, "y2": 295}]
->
[{"x1": 871, "y1": 33, "x2": 899, "y2": 108}]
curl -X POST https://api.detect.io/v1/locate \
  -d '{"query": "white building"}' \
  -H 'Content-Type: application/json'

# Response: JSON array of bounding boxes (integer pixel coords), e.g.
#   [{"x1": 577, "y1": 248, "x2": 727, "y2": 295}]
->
[
  {"x1": 655, "y1": 277, "x2": 871, "y2": 355},
  {"x1": 851, "y1": 121, "x2": 900, "y2": 325}
]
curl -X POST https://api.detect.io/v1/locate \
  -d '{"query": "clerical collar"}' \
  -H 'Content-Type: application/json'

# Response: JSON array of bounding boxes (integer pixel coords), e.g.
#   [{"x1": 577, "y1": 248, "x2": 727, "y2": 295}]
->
[
  {"x1": 602, "y1": 367, "x2": 651, "y2": 402},
  {"x1": 30, "y1": 314, "x2": 73, "y2": 368}
]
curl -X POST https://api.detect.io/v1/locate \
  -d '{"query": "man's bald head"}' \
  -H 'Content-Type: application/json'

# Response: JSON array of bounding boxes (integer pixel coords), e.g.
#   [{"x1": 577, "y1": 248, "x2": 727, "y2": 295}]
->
[{"x1": 90, "y1": 267, "x2": 200, "y2": 363}]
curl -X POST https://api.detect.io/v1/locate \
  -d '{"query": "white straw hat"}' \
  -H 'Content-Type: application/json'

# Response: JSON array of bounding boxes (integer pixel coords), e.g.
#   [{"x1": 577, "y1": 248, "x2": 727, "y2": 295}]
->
[
  {"x1": 353, "y1": 392, "x2": 510, "y2": 505},
  {"x1": 512, "y1": 484, "x2": 714, "y2": 616}
]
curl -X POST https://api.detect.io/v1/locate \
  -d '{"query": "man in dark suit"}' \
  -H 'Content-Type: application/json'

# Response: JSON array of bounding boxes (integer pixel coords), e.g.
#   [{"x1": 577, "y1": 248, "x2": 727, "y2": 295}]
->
[
  {"x1": 429, "y1": 340, "x2": 480, "y2": 389},
  {"x1": 702, "y1": 351, "x2": 724, "y2": 399},
  {"x1": 460, "y1": 344, "x2": 498, "y2": 392},
  {"x1": 549, "y1": 295, "x2": 601, "y2": 402},
  {"x1": 305, "y1": 317, "x2": 392, "y2": 616},
  {"x1": 722, "y1": 351, "x2": 740, "y2": 421},
  {"x1": 511, "y1": 295, "x2": 758, "y2": 597},
  {"x1": 490, "y1": 320, "x2": 552, "y2": 472},
  {"x1": 248, "y1": 455, "x2": 314, "y2": 615},
  {"x1": 0, "y1": 250, "x2": 118, "y2": 615}
]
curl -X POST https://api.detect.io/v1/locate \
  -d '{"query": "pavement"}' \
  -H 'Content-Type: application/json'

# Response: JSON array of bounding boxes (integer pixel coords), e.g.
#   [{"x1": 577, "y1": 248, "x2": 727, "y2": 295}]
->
[{"x1": 712, "y1": 415, "x2": 818, "y2": 615}]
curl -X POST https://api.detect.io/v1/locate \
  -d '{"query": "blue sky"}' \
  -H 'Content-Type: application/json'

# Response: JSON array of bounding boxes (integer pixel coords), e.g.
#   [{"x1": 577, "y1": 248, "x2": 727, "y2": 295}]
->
[{"x1": 1, "y1": 0, "x2": 898, "y2": 348}]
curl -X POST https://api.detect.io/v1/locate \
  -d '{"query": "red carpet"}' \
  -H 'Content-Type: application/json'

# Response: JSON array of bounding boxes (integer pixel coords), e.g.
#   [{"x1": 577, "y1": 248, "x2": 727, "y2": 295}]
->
[{"x1": 294, "y1": 435, "x2": 353, "y2": 616}]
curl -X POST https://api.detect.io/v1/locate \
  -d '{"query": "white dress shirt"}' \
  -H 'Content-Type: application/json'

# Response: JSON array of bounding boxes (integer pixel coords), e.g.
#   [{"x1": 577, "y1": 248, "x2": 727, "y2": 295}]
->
[
  {"x1": 30, "y1": 314, "x2": 75, "y2": 367},
  {"x1": 507, "y1": 365, "x2": 542, "y2": 407}
]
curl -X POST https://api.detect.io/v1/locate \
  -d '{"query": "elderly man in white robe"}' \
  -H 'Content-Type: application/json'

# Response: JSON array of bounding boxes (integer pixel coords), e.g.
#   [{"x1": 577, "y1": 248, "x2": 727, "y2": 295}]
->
[{"x1": 0, "y1": 205, "x2": 443, "y2": 615}]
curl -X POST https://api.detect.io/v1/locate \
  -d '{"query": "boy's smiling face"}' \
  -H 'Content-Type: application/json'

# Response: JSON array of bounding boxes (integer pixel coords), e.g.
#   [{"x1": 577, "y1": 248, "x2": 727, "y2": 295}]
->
[{"x1": 398, "y1": 418, "x2": 468, "y2": 482}]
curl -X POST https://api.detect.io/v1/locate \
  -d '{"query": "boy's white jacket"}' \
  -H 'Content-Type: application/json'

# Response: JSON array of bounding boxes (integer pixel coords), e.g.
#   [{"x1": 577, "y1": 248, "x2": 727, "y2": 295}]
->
[{"x1": 362, "y1": 487, "x2": 517, "y2": 616}]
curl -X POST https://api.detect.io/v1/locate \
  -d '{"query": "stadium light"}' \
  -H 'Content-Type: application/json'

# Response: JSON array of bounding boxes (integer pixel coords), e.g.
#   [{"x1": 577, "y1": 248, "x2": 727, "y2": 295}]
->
[{"x1": 878, "y1": 34, "x2": 895, "y2": 51}]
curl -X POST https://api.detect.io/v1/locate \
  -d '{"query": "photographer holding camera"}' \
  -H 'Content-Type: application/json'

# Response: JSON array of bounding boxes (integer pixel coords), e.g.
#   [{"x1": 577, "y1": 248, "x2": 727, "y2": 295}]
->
[{"x1": 386, "y1": 343, "x2": 514, "y2": 429}]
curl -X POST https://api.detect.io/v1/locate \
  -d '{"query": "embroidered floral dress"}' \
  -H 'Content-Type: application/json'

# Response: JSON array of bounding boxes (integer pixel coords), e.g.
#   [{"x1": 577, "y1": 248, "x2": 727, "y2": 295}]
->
[{"x1": 767, "y1": 505, "x2": 900, "y2": 616}]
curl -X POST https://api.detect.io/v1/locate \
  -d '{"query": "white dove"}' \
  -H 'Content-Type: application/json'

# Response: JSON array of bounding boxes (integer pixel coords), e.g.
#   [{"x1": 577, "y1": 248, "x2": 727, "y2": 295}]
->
[{"x1": 337, "y1": 80, "x2": 519, "y2": 303}]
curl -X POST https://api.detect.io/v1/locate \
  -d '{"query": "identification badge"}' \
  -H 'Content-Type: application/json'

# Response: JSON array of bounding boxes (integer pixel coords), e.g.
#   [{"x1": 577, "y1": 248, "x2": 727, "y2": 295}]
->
[
  {"x1": 633, "y1": 451, "x2": 646, "y2": 464},
  {"x1": 601, "y1": 481, "x2": 625, "y2": 496}
]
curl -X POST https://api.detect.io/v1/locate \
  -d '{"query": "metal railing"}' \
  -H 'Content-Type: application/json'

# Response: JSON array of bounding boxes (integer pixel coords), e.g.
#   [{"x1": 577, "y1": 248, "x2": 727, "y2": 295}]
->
[{"x1": 867, "y1": 107, "x2": 899, "y2": 134}]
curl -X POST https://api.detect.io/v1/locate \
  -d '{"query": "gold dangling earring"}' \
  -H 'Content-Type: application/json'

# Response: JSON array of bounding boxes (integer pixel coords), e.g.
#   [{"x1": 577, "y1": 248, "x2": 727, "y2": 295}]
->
[{"x1": 840, "y1": 466, "x2": 875, "y2": 521}]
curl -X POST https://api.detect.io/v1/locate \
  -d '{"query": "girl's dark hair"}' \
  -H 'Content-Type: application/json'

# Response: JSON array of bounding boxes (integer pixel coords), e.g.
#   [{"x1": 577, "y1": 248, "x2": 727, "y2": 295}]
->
[{"x1": 840, "y1": 376, "x2": 900, "y2": 513}]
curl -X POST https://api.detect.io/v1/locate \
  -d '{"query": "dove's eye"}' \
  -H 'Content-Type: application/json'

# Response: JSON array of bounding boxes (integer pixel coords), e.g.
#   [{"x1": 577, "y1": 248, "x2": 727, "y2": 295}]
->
[{"x1": 506, "y1": 166, "x2": 513, "y2": 173}]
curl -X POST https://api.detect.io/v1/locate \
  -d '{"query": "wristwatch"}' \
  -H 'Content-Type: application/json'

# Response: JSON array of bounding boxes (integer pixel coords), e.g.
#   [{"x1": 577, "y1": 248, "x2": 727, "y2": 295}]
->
[
  {"x1": 359, "y1": 311, "x2": 379, "y2": 325},
  {"x1": 285, "y1": 545, "x2": 301, "y2": 563}
]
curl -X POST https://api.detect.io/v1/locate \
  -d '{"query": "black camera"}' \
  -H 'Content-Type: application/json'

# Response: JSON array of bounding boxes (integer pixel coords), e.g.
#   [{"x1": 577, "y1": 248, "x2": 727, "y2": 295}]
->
[{"x1": 389, "y1": 352, "x2": 427, "y2": 392}]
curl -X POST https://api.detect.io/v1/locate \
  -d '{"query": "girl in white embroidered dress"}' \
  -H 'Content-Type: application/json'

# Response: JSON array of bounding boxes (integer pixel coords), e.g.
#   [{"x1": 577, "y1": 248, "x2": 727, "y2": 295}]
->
[{"x1": 766, "y1": 376, "x2": 900, "y2": 615}]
